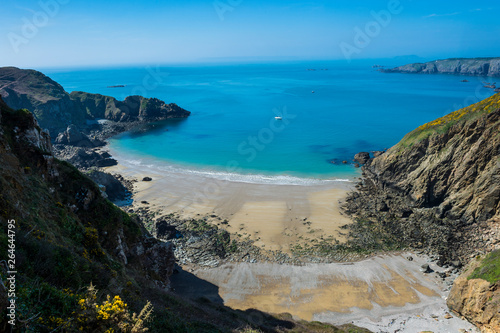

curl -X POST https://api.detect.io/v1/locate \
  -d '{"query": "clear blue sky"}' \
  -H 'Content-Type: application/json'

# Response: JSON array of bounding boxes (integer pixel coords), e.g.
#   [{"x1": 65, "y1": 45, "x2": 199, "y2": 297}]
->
[{"x1": 1, "y1": 0, "x2": 499, "y2": 68}]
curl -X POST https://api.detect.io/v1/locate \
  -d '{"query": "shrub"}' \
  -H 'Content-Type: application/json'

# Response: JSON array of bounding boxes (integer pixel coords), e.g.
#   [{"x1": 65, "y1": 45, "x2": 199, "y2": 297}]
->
[{"x1": 69, "y1": 284, "x2": 153, "y2": 332}]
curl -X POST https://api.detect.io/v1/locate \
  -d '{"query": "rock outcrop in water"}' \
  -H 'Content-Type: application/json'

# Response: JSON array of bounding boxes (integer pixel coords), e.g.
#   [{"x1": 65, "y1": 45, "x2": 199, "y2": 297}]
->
[
  {"x1": 343, "y1": 93, "x2": 500, "y2": 263},
  {"x1": 0, "y1": 67, "x2": 191, "y2": 136},
  {"x1": 381, "y1": 57, "x2": 500, "y2": 77}
]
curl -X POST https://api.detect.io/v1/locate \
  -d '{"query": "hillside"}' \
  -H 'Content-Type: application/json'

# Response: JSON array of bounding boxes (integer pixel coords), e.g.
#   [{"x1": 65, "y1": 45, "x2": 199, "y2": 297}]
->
[
  {"x1": 0, "y1": 96, "x2": 369, "y2": 332},
  {"x1": 0, "y1": 67, "x2": 190, "y2": 137},
  {"x1": 381, "y1": 57, "x2": 500, "y2": 77},
  {"x1": 343, "y1": 93, "x2": 500, "y2": 262}
]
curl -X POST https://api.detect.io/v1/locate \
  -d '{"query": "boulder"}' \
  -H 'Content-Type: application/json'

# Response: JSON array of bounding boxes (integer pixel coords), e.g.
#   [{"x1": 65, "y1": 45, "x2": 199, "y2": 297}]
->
[
  {"x1": 421, "y1": 263, "x2": 433, "y2": 273},
  {"x1": 354, "y1": 152, "x2": 371, "y2": 164},
  {"x1": 87, "y1": 170, "x2": 129, "y2": 202},
  {"x1": 55, "y1": 124, "x2": 94, "y2": 147}
]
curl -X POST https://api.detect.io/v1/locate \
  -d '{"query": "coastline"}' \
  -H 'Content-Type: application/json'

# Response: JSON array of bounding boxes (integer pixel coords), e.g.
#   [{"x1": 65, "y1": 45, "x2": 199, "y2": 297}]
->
[
  {"x1": 89, "y1": 110, "x2": 482, "y2": 333},
  {"x1": 104, "y1": 148, "x2": 356, "y2": 253}
]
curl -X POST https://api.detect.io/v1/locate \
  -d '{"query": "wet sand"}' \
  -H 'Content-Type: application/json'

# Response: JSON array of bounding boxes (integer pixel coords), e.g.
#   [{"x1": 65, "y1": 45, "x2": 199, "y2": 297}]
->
[
  {"x1": 105, "y1": 159, "x2": 354, "y2": 252},
  {"x1": 173, "y1": 253, "x2": 478, "y2": 332}
]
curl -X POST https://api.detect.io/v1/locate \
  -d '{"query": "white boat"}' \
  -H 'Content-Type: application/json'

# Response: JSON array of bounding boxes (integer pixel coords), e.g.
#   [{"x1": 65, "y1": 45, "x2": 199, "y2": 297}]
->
[{"x1": 275, "y1": 116, "x2": 282, "y2": 120}]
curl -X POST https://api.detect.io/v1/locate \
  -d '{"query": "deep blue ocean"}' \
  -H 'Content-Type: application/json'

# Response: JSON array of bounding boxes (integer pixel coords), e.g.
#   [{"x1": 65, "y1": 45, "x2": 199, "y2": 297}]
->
[{"x1": 44, "y1": 60, "x2": 495, "y2": 183}]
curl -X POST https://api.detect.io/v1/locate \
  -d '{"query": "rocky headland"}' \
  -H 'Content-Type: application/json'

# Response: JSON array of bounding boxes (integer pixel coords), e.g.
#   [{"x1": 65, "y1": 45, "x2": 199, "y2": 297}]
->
[
  {"x1": 381, "y1": 57, "x2": 500, "y2": 77},
  {"x1": 0, "y1": 67, "x2": 191, "y2": 137},
  {"x1": 0, "y1": 66, "x2": 192, "y2": 200}
]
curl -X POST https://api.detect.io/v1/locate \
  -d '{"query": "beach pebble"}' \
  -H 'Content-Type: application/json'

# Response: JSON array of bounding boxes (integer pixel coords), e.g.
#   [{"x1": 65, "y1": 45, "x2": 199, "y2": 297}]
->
[{"x1": 142, "y1": 177, "x2": 152, "y2": 181}]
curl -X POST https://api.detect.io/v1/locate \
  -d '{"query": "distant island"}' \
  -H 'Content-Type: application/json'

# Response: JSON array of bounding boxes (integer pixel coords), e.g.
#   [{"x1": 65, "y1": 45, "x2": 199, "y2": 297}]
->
[
  {"x1": 107, "y1": 84, "x2": 126, "y2": 88},
  {"x1": 381, "y1": 57, "x2": 500, "y2": 77}
]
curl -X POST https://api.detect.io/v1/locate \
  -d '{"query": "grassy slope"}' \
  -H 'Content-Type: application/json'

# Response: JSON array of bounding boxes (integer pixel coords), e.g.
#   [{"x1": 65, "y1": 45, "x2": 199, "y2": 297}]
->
[
  {"x1": 396, "y1": 92, "x2": 500, "y2": 149},
  {"x1": 468, "y1": 250, "x2": 500, "y2": 284}
]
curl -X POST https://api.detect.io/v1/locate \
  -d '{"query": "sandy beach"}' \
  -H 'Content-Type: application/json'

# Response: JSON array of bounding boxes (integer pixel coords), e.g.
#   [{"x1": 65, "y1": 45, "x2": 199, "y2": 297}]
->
[
  {"x1": 171, "y1": 253, "x2": 479, "y2": 332},
  {"x1": 104, "y1": 153, "x2": 479, "y2": 332},
  {"x1": 105, "y1": 155, "x2": 355, "y2": 252}
]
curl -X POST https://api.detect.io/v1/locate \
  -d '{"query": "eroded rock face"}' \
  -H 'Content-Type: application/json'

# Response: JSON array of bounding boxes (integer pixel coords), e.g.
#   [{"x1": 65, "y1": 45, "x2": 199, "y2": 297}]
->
[
  {"x1": 69, "y1": 91, "x2": 191, "y2": 122},
  {"x1": 53, "y1": 145, "x2": 118, "y2": 169},
  {"x1": 343, "y1": 95, "x2": 500, "y2": 262},
  {"x1": 133, "y1": 238, "x2": 175, "y2": 288},
  {"x1": 86, "y1": 170, "x2": 129, "y2": 202},
  {"x1": 55, "y1": 124, "x2": 95, "y2": 147},
  {"x1": 448, "y1": 259, "x2": 500, "y2": 333}
]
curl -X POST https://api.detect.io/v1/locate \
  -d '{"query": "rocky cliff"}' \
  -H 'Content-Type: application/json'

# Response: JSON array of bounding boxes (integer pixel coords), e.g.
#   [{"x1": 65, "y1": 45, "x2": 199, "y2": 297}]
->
[
  {"x1": 70, "y1": 91, "x2": 190, "y2": 122},
  {"x1": 343, "y1": 93, "x2": 500, "y2": 262},
  {"x1": 0, "y1": 95, "x2": 175, "y2": 330},
  {"x1": 0, "y1": 67, "x2": 190, "y2": 137},
  {"x1": 381, "y1": 57, "x2": 500, "y2": 77},
  {"x1": 448, "y1": 250, "x2": 500, "y2": 333},
  {"x1": 0, "y1": 67, "x2": 85, "y2": 136}
]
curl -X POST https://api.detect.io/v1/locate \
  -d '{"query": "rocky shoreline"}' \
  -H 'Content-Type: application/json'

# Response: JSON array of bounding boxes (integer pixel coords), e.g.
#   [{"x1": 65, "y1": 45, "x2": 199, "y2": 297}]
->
[
  {"x1": 342, "y1": 94, "x2": 500, "y2": 264},
  {"x1": 381, "y1": 57, "x2": 500, "y2": 77}
]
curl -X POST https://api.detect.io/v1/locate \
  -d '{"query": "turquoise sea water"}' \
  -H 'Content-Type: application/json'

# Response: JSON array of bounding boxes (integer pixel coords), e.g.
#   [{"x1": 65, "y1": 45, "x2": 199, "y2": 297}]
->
[{"x1": 44, "y1": 60, "x2": 495, "y2": 183}]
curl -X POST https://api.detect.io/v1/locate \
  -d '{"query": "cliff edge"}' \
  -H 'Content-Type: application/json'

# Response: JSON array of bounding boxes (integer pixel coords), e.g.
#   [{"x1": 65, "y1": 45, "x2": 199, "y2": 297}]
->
[{"x1": 381, "y1": 57, "x2": 500, "y2": 77}]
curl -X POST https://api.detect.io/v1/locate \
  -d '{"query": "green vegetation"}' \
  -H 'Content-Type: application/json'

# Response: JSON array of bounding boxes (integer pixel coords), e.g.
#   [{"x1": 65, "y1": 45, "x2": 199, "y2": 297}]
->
[
  {"x1": 0, "y1": 101, "x2": 372, "y2": 332},
  {"x1": 468, "y1": 249, "x2": 500, "y2": 284},
  {"x1": 290, "y1": 217, "x2": 405, "y2": 259},
  {"x1": 397, "y1": 92, "x2": 500, "y2": 149}
]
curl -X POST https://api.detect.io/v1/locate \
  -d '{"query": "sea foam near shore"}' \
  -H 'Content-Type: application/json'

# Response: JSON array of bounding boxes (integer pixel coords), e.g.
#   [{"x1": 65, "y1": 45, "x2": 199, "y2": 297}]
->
[{"x1": 109, "y1": 147, "x2": 357, "y2": 187}]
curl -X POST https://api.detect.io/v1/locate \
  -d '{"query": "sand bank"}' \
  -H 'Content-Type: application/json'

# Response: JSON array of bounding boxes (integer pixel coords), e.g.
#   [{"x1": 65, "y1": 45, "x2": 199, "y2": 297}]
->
[{"x1": 105, "y1": 157, "x2": 355, "y2": 252}]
